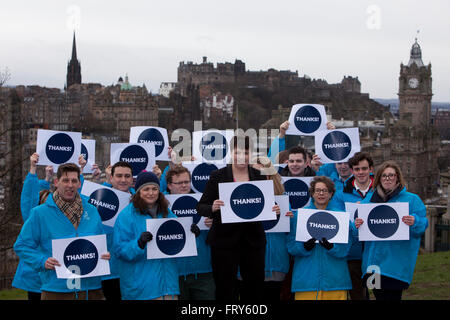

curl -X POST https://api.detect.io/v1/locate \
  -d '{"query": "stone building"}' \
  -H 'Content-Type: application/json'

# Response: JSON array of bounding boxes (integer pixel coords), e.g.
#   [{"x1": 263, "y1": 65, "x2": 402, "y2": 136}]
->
[{"x1": 365, "y1": 39, "x2": 440, "y2": 200}]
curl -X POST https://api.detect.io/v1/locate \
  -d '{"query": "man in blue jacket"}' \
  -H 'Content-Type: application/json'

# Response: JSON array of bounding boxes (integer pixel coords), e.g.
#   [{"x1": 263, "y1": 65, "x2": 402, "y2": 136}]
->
[
  {"x1": 332, "y1": 152, "x2": 375, "y2": 300},
  {"x1": 14, "y1": 163, "x2": 110, "y2": 300},
  {"x1": 166, "y1": 165, "x2": 214, "y2": 300}
]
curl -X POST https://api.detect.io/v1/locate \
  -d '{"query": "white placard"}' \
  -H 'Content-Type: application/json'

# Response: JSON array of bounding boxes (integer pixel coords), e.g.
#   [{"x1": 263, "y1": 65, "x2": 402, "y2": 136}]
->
[
  {"x1": 315, "y1": 128, "x2": 361, "y2": 164},
  {"x1": 192, "y1": 130, "x2": 235, "y2": 164},
  {"x1": 182, "y1": 161, "x2": 226, "y2": 193},
  {"x1": 345, "y1": 202, "x2": 360, "y2": 223},
  {"x1": 129, "y1": 126, "x2": 170, "y2": 161},
  {"x1": 285, "y1": 104, "x2": 328, "y2": 136},
  {"x1": 81, "y1": 181, "x2": 131, "y2": 228},
  {"x1": 36, "y1": 129, "x2": 82, "y2": 166},
  {"x1": 146, "y1": 217, "x2": 197, "y2": 259},
  {"x1": 295, "y1": 209, "x2": 349, "y2": 243},
  {"x1": 110, "y1": 143, "x2": 156, "y2": 177},
  {"x1": 263, "y1": 195, "x2": 291, "y2": 233},
  {"x1": 218, "y1": 180, "x2": 276, "y2": 224},
  {"x1": 281, "y1": 176, "x2": 314, "y2": 209},
  {"x1": 81, "y1": 139, "x2": 96, "y2": 174},
  {"x1": 52, "y1": 234, "x2": 110, "y2": 279},
  {"x1": 357, "y1": 202, "x2": 410, "y2": 241},
  {"x1": 165, "y1": 193, "x2": 209, "y2": 231}
]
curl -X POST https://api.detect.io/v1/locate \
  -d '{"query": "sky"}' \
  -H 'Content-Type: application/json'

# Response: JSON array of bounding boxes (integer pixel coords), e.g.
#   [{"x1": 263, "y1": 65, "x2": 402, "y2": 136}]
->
[{"x1": 1, "y1": 0, "x2": 449, "y2": 101}]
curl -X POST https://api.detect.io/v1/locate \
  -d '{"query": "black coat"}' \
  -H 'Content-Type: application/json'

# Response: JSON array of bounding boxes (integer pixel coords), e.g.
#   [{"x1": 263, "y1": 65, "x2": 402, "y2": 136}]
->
[{"x1": 196, "y1": 164, "x2": 267, "y2": 249}]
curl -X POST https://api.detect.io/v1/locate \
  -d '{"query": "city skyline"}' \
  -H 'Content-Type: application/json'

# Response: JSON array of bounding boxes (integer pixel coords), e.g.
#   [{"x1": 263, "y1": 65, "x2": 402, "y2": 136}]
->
[{"x1": 1, "y1": 1, "x2": 449, "y2": 101}]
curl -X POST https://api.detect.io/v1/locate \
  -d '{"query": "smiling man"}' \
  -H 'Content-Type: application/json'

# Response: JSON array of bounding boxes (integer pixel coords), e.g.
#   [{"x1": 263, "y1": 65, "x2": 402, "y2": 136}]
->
[
  {"x1": 14, "y1": 163, "x2": 110, "y2": 300},
  {"x1": 280, "y1": 146, "x2": 316, "y2": 177},
  {"x1": 332, "y1": 152, "x2": 375, "y2": 300}
]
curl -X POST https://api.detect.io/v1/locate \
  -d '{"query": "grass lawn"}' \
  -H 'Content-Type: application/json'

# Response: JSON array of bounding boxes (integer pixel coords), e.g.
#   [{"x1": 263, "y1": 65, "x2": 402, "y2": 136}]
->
[{"x1": 0, "y1": 251, "x2": 449, "y2": 300}]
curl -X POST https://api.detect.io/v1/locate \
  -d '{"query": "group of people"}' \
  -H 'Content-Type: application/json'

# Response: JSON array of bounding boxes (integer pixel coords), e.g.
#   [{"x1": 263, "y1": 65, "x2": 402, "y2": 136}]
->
[{"x1": 12, "y1": 120, "x2": 428, "y2": 301}]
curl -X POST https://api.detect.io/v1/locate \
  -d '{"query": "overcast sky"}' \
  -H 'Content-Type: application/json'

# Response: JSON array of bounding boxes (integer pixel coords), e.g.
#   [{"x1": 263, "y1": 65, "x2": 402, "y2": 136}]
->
[{"x1": 1, "y1": 0, "x2": 449, "y2": 101}]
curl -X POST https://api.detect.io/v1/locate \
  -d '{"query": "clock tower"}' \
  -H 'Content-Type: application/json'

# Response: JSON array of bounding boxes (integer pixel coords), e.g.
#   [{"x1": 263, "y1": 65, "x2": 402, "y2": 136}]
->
[
  {"x1": 398, "y1": 38, "x2": 432, "y2": 127},
  {"x1": 389, "y1": 38, "x2": 439, "y2": 200}
]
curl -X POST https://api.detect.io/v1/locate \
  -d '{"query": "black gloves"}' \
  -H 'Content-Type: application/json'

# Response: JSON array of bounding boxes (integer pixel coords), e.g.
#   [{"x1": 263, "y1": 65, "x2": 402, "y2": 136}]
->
[
  {"x1": 303, "y1": 238, "x2": 316, "y2": 251},
  {"x1": 319, "y1": 237, "x2": 334, "y2": 250},
  {"x1": 138, "y1": 231, "x2": 153, "y2": 249},
  {"x1": 191, "y1": 223, "x2": 201, "y2": 238}
]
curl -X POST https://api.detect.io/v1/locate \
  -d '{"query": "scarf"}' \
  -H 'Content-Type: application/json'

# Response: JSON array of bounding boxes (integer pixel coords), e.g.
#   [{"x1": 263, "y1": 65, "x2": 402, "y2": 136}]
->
[
  {"x1": 371, "y1": 184, "x2": 402, "y2": 203},
  {"x1": 53, "y1": 190, "x2": 83, "y2": 229}
]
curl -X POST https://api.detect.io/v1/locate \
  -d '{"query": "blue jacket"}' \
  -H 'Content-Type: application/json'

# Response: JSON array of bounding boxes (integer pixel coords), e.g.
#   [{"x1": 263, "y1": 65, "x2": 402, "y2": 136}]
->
[
  {"x1": 12, "y1": 173, "x2": 46, "y2": 293},
  {"x1": 96, "y1": 183, "x2": 135, "y2": 281},
  {"x1": 265, "y1": 232, "x2": 290, "y2": 276},
  {"x1": 113, "y1": 203, "x2": 180, "y2": 300},
  {"x1": 14, "y1": 194, "x2": 106, "y2": 293},
  {"x1": 332, "y1": 176, "x2": 374, "y2": 260},
  {"x1": 360, "y1": 187, "x2": 428, "y2": 284},
  {"x1": 268, "y1": 136, "x2": 286, "y2": 164},
  {"x1": 176, "y1": 230, "x2": 212, "y2": 277},
  {"x1": 287, "y1": 202, "x2": 353, "y2": 293}
]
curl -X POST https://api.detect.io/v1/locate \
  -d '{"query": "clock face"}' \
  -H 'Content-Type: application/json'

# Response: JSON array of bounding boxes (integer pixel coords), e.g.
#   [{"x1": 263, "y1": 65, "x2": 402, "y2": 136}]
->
[{"x1": 408, "y1": 77, "x2": 419, "y2": 89}]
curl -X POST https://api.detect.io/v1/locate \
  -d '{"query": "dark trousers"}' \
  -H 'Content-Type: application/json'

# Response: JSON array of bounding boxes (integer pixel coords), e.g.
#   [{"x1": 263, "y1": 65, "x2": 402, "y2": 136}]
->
[
  {"x1": 347, "y1": 260, "x2": 369, "y2": 300},
  {"x1": 373, "y1": 289, "x2": 403, "y2": 300},
  {"x1": 211, "y1": 245, "x2": 265, "y2": 301},
  {"x1": 27, "y1": 291, "x2": 41, "y2": 301},
  {"x1": 101, "y1": 278, "x2": 122, "y2": 300}
]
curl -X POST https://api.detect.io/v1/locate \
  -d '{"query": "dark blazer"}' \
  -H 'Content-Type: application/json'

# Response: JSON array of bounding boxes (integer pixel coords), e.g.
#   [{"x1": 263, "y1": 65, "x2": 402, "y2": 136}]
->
[{"x1": 196, "y1": 164, "x2": 267, "y2": 249}]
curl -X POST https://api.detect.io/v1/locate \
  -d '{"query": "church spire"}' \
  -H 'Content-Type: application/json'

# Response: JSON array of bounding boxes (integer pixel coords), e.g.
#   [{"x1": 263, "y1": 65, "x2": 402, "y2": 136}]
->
[
  {"x1": 71, "y1": 31, "x2": 78, "y2": 60},
  {"x1": 66, "y1": 31, "x2": 82, "y2": 88}
]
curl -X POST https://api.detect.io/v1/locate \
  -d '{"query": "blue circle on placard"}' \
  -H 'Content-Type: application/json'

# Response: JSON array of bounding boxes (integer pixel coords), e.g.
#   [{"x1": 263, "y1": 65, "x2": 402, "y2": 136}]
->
[
  {"x1": 283, "y1": 179, "x2": 310, "y2": 209},
  {"x1": 261, "y1": 201, "x2": 280, "y2": 231},
  {"x1": 156, "y1": 220, "x2": 186, "y2": 256},
  {"x1": 367, "y1": 205, "x2": 399, "y2": 239},
  {"x1": 119, "y1": 145, "x2": 149, "y2": 176},
  {"x1": 63, "y1": 239, "x2": 99, "y2": 276},
  {"x1": 137, "y1": 128, "x2": 165, "y2": 157},
  {"x1": 192, "y1": 163, "x2": 218, "y2": 193},
  {"x1": 294, "y1": 105, "x2": 322, "y2": 134},
  {"x1": 200, "y1": 132, "x2": 228, "y2": 161},
  {"x1": 322, "y1": 131, "x2": 352, "y2": 161},
  {"x1": 171, "y1": 196, "x2": 201, "y2": 224},
  {"x1": 45, "y1": 133, "x2": 75, "y2": 164},
  {"x1": 81, "y1": 143, "x2": 89, "y2": 162},
  {"x1": 230, "y1": 183, "x2": 265, "y2": 220},
  {"x1": 306, "y1": 211, "x2": 339, "y2": 241},
  {"x1": 89, "y1": 188, "x2": 120, "y2": 222}
]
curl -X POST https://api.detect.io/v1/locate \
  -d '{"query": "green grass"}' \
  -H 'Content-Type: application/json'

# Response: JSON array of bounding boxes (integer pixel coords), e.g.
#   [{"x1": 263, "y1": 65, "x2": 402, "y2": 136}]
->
[
  {"x1": 1, "y1": 251, "x2": 449, "y2": 300},
  {"x1": 0, "y1": 288, "x2": 27, "y2": 300},
  {"x1": 402, "y1": 250, "x2": 450, "y2": 300}
]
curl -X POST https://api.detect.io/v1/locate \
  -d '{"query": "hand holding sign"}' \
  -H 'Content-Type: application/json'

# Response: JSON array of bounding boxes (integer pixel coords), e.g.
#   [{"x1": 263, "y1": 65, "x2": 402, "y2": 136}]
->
[
  {"x1": 285, "y1": 104, "x2": 328, "y2": 136},
  {"x1": 356, "y1": 203, "x2": 410, "y2": 241},
  {"x1": 315, "y1": 128, "x2": 361, "y2": 164}
]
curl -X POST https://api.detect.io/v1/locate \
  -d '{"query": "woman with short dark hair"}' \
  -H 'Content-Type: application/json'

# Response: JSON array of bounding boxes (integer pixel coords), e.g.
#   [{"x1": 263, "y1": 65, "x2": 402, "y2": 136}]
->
[{"x1": 287, "y1": 176, "x2": 353, "y2": 300}]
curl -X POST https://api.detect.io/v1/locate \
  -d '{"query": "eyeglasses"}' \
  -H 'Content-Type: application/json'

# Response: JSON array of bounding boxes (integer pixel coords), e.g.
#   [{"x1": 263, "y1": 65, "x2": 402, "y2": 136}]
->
[
  {"x1": 171, "y1": 180, "x2": 191, "y2": 185},
  {"x1": 313, "y1": 188, "x2": 329, "y2": 194},
  {"x1": 381, "y1": 173, "x2": 397, "y2": 180}
]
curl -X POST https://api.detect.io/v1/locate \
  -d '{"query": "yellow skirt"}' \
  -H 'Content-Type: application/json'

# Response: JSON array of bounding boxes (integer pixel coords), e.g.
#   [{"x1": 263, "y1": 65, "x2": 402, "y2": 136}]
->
[{"x1": 295, "y1": 290, "x2": 347, "y2": 300}]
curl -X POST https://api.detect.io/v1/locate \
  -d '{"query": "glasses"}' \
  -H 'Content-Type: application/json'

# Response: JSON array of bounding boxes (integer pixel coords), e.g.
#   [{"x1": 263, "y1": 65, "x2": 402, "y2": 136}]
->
[
  {"x1": 381, "y1": 173, "x2": 397, "y2": 180},
  {"x1": 314, "y1": 188, "x2": 329, "y2": 194},
  {"x1": 171, "y1": 180, "x2": 191, "y2": 185}
]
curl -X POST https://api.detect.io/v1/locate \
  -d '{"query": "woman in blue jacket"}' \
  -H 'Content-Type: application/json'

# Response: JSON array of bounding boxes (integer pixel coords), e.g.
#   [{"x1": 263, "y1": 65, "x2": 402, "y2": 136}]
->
[
  {"x1": 355, "y1": 161, "x2": 428, "y2": 300},
  {"x1": 114, "y1": 171, "x2": 197, "y2": 300},
  {"x1": 287, "y1": 176, "x2": 352, "y2": 300}
]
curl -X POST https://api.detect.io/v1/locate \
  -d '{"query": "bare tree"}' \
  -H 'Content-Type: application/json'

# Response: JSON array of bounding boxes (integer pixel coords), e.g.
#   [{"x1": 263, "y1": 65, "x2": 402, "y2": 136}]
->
[{"x1": 0, "y1": 67, "x2": 11, "y2": 87}]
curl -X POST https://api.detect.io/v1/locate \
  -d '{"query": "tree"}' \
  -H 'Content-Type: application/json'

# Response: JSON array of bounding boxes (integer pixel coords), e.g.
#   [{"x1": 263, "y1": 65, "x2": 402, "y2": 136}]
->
[{"x1": 0, "y1": 67, "x2": 11, "y2": 87}]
